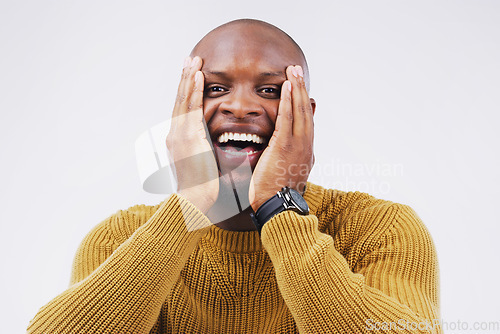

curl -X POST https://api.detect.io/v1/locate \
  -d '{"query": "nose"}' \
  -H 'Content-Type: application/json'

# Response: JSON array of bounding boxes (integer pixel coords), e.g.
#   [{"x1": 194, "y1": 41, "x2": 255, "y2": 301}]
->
[{"x1": 218, "y1": 88, "x2": 263, "y2": 119}]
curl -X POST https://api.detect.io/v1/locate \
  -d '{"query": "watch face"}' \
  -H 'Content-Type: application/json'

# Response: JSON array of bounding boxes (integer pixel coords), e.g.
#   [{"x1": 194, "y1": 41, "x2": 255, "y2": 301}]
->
[{"x1": 288, "y1": 188, "x2": 309, "y2": 213}]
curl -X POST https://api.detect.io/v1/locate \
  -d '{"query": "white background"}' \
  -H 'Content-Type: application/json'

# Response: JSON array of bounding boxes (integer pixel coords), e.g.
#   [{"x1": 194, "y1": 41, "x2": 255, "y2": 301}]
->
[{"x1": 1, "y1": 1, "x2": 499, "y2": 332}]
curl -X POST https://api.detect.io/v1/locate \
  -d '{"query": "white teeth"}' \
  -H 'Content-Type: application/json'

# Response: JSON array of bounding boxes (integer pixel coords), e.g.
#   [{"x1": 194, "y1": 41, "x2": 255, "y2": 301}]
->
[
  {"x1": 216, "y1": 132, "x2": 265, "y2": 144},
  {"x1": 221, "y1": 148, "x2": 260, "y2": 155}
]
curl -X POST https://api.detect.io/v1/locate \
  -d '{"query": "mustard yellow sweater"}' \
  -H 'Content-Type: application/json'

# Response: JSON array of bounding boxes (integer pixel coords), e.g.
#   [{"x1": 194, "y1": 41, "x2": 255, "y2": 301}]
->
[{"x1": 27, "y1": 182, "x2": 440, "y2": 333}]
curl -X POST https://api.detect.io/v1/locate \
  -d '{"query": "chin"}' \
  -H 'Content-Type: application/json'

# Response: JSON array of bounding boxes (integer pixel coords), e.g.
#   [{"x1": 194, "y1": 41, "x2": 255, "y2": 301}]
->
[{"x1": 218, "y1": 164, "x2": 252, "y2": 190}]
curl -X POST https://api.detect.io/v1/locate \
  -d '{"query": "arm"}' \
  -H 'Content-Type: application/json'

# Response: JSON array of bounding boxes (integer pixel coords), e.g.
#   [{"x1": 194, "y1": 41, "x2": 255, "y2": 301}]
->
[
  {"x1": 261, "y1": 203, "x2": 441, "y2": 333},
  {"x1": 249, "y1": 63, "x2": 439, "y2": 332},
  {"x1": 27, "y1": 193, "x2": 211, "y2": 334},
  {"x1": 28, "y1": 56, "x2": 218, "y2": 333}
]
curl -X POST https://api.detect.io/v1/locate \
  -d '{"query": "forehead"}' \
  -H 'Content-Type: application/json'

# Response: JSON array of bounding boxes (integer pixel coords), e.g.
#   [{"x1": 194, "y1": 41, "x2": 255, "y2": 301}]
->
[{"x1": 192, "y1": 25, "x2": 305, "y2": 73}]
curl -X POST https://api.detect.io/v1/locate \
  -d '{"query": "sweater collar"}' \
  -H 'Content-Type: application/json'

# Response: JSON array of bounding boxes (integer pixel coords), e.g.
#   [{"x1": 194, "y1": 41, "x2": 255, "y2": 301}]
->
[{"x1": 203, "y1": 182, "x2": 326, "y2": 253}]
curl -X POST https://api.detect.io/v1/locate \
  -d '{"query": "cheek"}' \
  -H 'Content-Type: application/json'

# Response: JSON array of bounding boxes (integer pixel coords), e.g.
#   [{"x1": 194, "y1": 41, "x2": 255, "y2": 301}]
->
[
  {"x1": 263, "y1": 100, "x2": 280, "y2": 124},
  {"x1": 203, "y1": 99, "x2": 218, "y2": 123}
]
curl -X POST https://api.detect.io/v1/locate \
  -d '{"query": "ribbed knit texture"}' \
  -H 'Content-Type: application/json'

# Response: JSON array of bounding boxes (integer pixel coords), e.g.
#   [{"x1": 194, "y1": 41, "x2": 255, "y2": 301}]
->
[{"x1": 27, "y1": 182, "x2": 440, "y2": 333}]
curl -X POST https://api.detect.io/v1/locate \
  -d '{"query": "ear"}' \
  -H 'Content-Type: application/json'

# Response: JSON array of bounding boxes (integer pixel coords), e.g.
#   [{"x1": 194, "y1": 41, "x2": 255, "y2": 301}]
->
[{"x1": 309, "y1": 98, "x2": 316, "y2": 115}]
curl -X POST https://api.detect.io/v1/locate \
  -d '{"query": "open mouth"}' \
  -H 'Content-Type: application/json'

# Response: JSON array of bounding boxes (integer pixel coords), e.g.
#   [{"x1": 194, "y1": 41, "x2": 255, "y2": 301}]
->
[
  {"x1": 212, "y1": 132, "x2": 268, "y2": 170},
  {"x1": 215, "y1": 132, "x2": 266, "y2": 155}
]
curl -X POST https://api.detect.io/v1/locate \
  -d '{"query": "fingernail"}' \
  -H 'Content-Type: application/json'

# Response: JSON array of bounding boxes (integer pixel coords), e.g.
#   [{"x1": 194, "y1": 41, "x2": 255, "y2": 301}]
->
[
  {"x1": 194, "y1": 71, "x2": 200, "y2": 83},
  {"x1": 190, "y1": 57, "x2": 198, "y2": 67},
  {"x1": 285, "y1": 81, "x2": 291, "y2": 92},
  {"x1": 183, "y1": 57, "x2": 190, "y2": 68},
  {"x1": 296, "y1": 66, "x2": 304, "y2": 78},
  {"x1": 291, "y1": 67, "x2": 298, "y2": 77}
]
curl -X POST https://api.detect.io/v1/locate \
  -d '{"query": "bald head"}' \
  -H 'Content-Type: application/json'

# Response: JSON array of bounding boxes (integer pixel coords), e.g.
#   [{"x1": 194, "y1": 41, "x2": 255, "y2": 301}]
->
[{"x1": 191, "y1": 19, "x2": 310, "y2": 90}]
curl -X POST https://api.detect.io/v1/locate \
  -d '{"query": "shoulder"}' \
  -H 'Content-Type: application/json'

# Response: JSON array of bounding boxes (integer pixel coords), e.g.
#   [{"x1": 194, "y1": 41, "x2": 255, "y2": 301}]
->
[
  {"x1": 76, "y1": 202, "x2": 163, "y2": 259},
  {"x1": 305, "y1": 182, "x2": 431, "y2": 254},
  {"x1": 105, "y1": 203, "x2": 162, "y2": 243},
  {"x1": 305, "y1": 182, "x2": 393, "y2": 231},
  {"x1": 70, "y1": 202, "x2": 162, "y2": 284}
]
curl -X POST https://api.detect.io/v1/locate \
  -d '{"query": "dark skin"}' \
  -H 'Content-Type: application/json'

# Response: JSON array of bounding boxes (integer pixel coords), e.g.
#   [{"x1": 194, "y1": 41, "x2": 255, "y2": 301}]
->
[{"x1": 166, "y1": 21, "x2": 316, "y2": 231}]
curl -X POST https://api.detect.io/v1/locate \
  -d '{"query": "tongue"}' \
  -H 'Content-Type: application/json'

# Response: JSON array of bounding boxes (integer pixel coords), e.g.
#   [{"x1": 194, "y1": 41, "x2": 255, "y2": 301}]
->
[{"x1": 223, "y1": 144, "x2": 260, "y2": 153}]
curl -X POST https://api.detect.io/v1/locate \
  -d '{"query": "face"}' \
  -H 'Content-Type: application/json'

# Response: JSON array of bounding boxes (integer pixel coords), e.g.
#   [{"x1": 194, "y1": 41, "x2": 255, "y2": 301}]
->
[{"x1": 191, "y1": 24, "x2": 311, "y2": 189}]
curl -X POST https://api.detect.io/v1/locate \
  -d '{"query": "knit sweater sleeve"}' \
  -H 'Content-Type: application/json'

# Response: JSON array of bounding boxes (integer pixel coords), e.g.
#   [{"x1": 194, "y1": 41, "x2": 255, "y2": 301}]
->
[
  {"x1": 27, "y1": 193, "x2": 211, "y2": 334},
  {"x1": 261, "y1": 192, "x2": 441, "y2": 333}
]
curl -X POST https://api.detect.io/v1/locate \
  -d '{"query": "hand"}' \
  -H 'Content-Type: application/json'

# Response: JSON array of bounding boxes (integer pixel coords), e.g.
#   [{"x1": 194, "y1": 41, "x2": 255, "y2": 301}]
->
[
  {"x1": 249, "y1": 65, "x2": 315, "y2": 211},
  {"x1": 166, "y1": 56, "x2": 219, "y2": 213}
]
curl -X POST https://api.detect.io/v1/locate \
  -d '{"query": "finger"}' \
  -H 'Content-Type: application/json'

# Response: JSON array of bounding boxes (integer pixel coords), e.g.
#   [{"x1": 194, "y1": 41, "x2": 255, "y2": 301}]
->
[
  {"x1": 173, "y1": 56, "x2": 202, "y2": 117},
  {"x1": 179, "y1": 56, "x2": 203, "y2": 112},
  {"x1": 172, "y1": 56, "x2": 192, "y2": 119},
  {"x1": 191, "y1": 70, "x2": 205, "y2": 111},
  {"x1": 271, "y1": 80, "x2": 292, "y2": 145},
  {"x1": 297, "y1": 66, "x2": 314, "y2": 136},
  {"x1": 288, "y1": 65, "x2": 307, "y2": 136},
  {"x1": 185, "y1": 70, "x2": 205, "y2": 124},
  {"x1": 170, "y1": 56, "x2": 194, "y2": 134}
]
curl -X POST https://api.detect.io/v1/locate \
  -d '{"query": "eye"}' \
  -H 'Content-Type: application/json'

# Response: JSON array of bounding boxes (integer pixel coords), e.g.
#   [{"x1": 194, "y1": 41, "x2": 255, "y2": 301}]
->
[
  {"x1": 205, "y1": 85, "x2": 228, "y2": 98},
  {"x1": 258, "y1": 86, "x2": 281, "y2": 99}
]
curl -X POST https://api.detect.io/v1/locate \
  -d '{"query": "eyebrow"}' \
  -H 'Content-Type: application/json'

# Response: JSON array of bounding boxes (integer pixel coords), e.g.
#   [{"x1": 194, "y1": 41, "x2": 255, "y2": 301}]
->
[{"x1": 259, "y1": 71, "x2": 285, "y2": 77}]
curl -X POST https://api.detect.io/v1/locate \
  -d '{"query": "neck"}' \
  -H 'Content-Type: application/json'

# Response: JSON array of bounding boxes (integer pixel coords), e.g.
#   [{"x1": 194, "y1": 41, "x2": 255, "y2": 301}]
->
[
  {"x1": 214, "y1": 206, "x2": 256, "y2": 231},
  {"x1": 206, "y1": 179, "x2": 257, "y2": 232}
]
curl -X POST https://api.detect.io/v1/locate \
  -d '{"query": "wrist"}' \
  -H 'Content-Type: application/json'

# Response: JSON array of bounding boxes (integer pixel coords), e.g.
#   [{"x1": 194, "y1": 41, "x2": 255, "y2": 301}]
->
[
  {"x1": 251, "y1": 184, "x2": 307, "y2": 212},
  {"x1": 178, "y1": 189, "x2": 216, "y2": 214},
  {"x1": 250, "y1": 187, "x2": 309, "y2": 234},
  {"x1": 251, "y1": 193, "x2": 275, "y2": 212}
]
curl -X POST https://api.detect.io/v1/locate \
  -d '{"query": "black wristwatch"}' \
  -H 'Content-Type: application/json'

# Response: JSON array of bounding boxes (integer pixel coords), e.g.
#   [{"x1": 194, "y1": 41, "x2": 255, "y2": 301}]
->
[{"x1": 250, "y1": 186, "x2": 309, "y2": 234}]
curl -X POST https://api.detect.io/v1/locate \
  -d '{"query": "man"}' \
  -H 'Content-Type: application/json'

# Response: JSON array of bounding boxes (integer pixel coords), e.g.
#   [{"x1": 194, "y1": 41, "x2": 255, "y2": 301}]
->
[{"x1": 28, "y1": 19, "x2": 440, "y2": 333}]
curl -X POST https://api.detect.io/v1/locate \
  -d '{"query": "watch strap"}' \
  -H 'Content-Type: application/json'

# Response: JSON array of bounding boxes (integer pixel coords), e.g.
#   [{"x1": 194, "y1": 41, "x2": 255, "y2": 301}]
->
[
  {"x1": 251, "y1": 187, "x2": 308, "y2": 234},
  {"x1": 250, "y1": 192, "x2": 285, "y2": 233}
]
